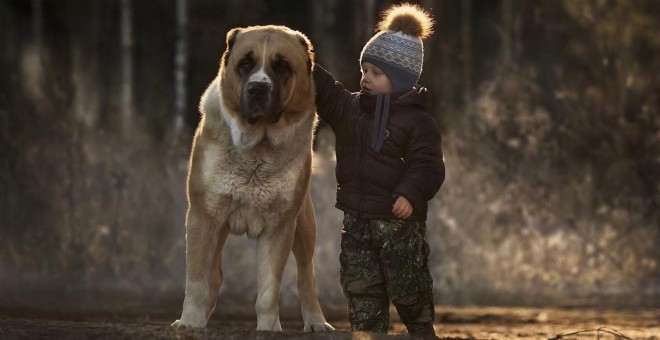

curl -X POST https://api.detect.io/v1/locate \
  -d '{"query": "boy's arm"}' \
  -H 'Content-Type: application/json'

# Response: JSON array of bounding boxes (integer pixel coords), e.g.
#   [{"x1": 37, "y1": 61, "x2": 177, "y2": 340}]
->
[
  {"x1": 393, "y1": 116, "x2": 446, "y2": 212},
  {"x1": 313, "y1": 64, "x2": 354, "y2": 128}
]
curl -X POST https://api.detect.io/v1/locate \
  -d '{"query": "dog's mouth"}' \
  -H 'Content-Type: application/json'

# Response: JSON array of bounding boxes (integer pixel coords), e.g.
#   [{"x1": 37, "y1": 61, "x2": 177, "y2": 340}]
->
[
  {"x1": 246, "y1": 107, "x2": 266, "y2": 125},
  {"x1": 243, "y1": 106, "x2": 283, "y2": 125},
  {"x1": 246, "y1": 116, "x2": 261, "y2": 125}
]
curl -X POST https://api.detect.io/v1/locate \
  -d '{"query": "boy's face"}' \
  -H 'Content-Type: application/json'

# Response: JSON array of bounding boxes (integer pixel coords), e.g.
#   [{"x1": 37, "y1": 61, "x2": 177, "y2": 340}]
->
[{"x1": 360, "y1": 62, "x2": 392, "y2": 95}]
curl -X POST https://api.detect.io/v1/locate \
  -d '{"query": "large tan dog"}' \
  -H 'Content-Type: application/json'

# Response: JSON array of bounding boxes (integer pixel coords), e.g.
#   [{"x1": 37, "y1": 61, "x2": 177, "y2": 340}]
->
[{"x1": 171, "y1": 26, "x2": 334, "y2": 332}]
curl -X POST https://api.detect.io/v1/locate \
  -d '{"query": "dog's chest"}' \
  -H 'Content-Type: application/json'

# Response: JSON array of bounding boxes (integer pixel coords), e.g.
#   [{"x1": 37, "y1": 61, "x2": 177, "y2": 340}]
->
[{"x1": 200, "y1": 144, "x2": 303, "y2": 236}]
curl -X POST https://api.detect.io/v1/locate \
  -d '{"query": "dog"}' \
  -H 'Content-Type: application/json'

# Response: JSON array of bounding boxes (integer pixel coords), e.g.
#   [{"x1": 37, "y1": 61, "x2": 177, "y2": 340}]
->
[{"x1": 171, "y1": 25, "x2": 334, "y2": 332}]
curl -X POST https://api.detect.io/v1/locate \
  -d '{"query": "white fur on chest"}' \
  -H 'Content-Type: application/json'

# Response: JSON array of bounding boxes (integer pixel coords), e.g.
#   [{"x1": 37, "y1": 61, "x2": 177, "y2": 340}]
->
[
  {"x1": 200, "y1": 143, "x2": 305, "y2": 237},
  {"x1": 202, "y1": 145, "x2": 302, "y2": 204}
]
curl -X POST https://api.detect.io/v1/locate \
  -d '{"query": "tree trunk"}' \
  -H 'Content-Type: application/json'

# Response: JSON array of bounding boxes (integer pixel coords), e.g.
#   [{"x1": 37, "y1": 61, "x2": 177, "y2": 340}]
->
[
  {"x1": 501, "y1": 0, "x2": 513, "y2": 65},
  {"x1": 461, "y1": 0, "x2": 473, "y2": 115},
  {"x1": 174, "y1": 0, "x2": 187, "y2": 132},
  {"x1": 120, "y1": 0, "x2": 133, "y2": 138},
  {"x1": 29, "y1": 0, "x2": 46, "y2": 113},
  {"x1": 72, "y1": 2, "x2": 100, "y2": 128},
  {"x1": 32, "y1": 0, "x2": 43, "y2": 53},
  {"x1": 336, "y1": 0, "x2": 375, "y2": 90},
  {"x1": 0, "y1": 99, "x2": 8, "y2": 222},
  {"x1": 354, "y1": 0, "x2": 375, "y2": 54},
  {"x1": 424, "y1": 0, "x2": 452, "y2": 126}
]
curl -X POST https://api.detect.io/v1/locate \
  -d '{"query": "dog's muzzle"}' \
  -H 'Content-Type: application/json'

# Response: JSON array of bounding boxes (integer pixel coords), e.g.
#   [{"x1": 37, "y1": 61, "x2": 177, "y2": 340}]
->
[{"x1": 241, "y1": 81, "x2": 282, "y2": 125}]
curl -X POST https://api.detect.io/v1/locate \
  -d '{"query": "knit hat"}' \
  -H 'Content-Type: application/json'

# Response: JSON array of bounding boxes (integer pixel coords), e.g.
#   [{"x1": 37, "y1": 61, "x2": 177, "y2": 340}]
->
[{"x1": 360, "y1": 4, "x2": 434, "y2": 94}]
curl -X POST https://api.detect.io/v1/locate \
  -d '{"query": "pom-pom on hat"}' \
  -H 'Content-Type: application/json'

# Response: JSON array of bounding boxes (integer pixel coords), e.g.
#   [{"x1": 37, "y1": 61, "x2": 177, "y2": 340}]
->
[{"x1": 360, "y1": 3, "x2": 434, "y2": 94}]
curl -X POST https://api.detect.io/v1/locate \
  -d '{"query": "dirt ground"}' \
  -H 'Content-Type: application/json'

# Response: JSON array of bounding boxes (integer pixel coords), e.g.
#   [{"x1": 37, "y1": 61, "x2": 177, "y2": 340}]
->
[{"x1": 1, "y1": 304, "x2": 658, "y2": 340}]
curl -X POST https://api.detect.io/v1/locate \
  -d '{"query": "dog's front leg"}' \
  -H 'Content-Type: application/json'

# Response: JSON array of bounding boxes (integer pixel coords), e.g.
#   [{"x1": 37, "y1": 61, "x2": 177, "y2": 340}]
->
[
  {"x1": 293, "y1": 193, "x2": 335, "y2": 332},
  {"x1": 173, "y1": 207, "x2": 229, "y2": 328},
  {"x1": 255, "y1": 224, "x2": 295, "y2": 331}
]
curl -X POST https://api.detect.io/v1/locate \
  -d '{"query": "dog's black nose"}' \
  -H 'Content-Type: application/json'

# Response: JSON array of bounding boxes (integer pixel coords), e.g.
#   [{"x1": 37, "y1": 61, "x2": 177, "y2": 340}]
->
[{"x1": 247, "y1": 82, "x2": 270, "y2": 98}]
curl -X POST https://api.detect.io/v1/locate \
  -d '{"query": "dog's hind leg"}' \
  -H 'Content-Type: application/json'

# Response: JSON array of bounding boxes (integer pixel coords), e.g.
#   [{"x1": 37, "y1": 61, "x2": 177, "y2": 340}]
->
[
  {"x1": 292, "y1": 192, "x2": 335, "y2": 332},
  {"x1": 173, "y1": 206, "x2": 228, "y2": 328},
  {"x1": 255, "y1": 223, "x2": 295, "y2": 331}
]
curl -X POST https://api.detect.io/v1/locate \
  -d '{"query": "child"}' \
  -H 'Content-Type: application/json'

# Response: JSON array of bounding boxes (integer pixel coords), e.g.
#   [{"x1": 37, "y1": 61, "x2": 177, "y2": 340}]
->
[{"x1": 313, "y1": 3, "x2": 445, "y2": 337}]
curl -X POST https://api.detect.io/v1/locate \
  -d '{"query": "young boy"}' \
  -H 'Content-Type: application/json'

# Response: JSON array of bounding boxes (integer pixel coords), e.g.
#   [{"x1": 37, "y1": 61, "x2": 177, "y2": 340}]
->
[{"x1": 313, "y1": 3, "x2": 445, "y2": 337}]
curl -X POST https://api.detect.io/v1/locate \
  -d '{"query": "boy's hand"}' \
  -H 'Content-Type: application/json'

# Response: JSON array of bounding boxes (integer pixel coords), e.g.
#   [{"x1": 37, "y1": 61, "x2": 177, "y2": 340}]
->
[{"x1": 392, "y1": 196, "x2": 413, "y2": 219}]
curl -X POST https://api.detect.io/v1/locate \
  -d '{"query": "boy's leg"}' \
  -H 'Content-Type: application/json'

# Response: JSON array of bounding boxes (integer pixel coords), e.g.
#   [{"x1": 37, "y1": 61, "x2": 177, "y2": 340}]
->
[
  {"x1": 372, "y1": 219, "x2": 436, "y2": 335},
  {"x1": 339, "y1": 214, "x2": 389, "y2": 332}
]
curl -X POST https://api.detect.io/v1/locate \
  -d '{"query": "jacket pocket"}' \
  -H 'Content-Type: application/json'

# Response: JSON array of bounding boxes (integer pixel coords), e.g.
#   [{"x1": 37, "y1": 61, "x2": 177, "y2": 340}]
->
[
  {"x1": 378, "y1": 126, "x2": 407, "y2": 159},
  {"x1": 364, "y1": 148, "x2": 406, "y2": 192}
]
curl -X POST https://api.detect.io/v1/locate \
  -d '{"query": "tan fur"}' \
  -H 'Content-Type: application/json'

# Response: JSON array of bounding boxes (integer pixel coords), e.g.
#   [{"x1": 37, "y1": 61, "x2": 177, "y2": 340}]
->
[
  {"x1": 377, "y1": 3, "x2": 434, "y2": 39},
  {"x1": 172, "y1": 26, "x2": 333, "y2": 332}
]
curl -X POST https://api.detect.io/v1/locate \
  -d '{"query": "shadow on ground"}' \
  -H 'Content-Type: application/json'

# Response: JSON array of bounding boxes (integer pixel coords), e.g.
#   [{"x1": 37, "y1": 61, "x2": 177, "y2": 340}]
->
[{"x1": 0, "y1": 296, "x2": 658, "y2": 339}]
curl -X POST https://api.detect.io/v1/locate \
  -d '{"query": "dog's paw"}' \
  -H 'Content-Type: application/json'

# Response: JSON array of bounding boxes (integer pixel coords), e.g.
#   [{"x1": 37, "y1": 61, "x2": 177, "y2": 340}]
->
[
  {"x1": 304, "y1": 322, "x2": 335, "y2": 332},
  {"x1": 171, "y1": 318, "x2": 206, "y2": 329},
  {"x1": 173, "y1": 304, "x2": 209, "y2": 329},
  {"x1": 256, "y1": 320, "x2": 283, "y2": 332}
]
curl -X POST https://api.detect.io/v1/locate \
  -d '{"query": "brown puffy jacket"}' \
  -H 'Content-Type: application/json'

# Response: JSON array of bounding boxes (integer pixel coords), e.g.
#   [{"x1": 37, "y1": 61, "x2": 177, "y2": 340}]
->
[{"x1": 314, "y1": 65, "x2": 445, "y2": 221}]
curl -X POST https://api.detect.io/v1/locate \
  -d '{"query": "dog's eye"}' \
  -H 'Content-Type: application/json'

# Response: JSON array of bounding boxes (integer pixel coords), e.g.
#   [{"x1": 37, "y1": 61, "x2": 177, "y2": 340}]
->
[
  {"x1": 272, "y1": 59, "x2": 291, "y2": 76},
  {"x1": 237, "y1": 57, "x2": 254, "y2": 75}
]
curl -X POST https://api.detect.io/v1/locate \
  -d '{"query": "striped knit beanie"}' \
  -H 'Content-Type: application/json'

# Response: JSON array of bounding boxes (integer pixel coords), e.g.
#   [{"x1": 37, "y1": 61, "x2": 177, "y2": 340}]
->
[{"x1": 360, "y1": 4, "x2": 434, "y2": 94}]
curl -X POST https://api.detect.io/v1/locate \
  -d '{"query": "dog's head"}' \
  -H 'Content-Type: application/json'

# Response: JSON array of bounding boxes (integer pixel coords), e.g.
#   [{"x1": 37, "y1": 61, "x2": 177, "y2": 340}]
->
[{"x1": 219, "y1": 25, "x2": 315, "y2": 126}]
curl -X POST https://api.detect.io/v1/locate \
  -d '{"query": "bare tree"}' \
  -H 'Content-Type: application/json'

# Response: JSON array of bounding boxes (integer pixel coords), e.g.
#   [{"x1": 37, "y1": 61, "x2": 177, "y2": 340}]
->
[
  {"x1": 174, "y1": 0, "x2": 187, "y2": 132},
  {"x1": 72, "y1": 3, "x2": 100, "y2": 128},
  {"x1": 461, "y1": 0, "x2": 473, "y2": 115},
  {"x1": 32, "y1": 0, "x2": 43, "y2": 54},
  {"x1": 501, "y1": 0, "x2": 513, "y2": 65},
  {"x1": 120, "y1": 0, "x2": 134, "y2": 138},
  {"x1": 356, "y1": 0, "x2": 376, "y2": 45},
  {"x1": 26, "y1": 0, "x2": 47, "y2": 112}
]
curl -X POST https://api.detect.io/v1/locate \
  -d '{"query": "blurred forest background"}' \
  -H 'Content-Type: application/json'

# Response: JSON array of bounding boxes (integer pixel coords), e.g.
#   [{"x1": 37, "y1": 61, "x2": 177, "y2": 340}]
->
[{"x1": 0, "y1": 0, "x2": 658, "y2": 312}]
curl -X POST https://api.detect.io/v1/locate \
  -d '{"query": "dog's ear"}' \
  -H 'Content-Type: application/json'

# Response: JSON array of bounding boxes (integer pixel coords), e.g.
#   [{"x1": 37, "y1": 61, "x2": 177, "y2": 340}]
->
[
  {"x1": 297, "y1": 34, "x2": 314, "y2": 75},
  {"x1": 221, "y1": 28, "x2": 243, "y2": 67}
]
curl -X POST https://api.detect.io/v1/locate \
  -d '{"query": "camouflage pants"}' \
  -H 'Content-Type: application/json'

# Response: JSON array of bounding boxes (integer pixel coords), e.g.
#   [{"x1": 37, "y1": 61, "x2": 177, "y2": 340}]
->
[{"x1": 339, "y1": 213, "x2": 435, "y2": 334}]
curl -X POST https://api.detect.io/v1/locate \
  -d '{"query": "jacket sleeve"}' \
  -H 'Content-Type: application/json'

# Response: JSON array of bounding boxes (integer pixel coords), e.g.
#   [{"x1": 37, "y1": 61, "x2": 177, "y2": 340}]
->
[
  {"x1": 313, "y1": 64, "x2": 354, "y2": 129},
  {"x1": 393, "y1": 115, "x2": 446, "y2": 211}
]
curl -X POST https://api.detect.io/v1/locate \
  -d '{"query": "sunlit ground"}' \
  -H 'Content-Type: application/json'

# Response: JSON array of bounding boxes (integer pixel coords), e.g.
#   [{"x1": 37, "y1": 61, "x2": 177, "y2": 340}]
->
[{"x1": 1, "y1": 303, "x2": 658, "y2": 339}]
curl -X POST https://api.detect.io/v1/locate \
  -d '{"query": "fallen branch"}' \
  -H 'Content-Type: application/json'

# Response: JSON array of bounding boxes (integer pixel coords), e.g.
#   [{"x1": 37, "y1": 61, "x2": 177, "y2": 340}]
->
[{"x1": 549, "y1": 326, "x2": 632, "y2": 340}]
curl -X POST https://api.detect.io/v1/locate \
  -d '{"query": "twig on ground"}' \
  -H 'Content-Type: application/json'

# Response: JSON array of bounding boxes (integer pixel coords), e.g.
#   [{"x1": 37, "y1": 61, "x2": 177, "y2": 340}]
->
[{"x1": 549, "y1": 326, "x2": 632, "y2": 340}]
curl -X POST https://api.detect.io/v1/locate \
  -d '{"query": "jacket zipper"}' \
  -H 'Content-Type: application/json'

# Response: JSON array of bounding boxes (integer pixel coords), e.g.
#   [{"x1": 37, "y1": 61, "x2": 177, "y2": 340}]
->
[{"x1": 357, "y1": 113, "x2": 366, "y2": 217}]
